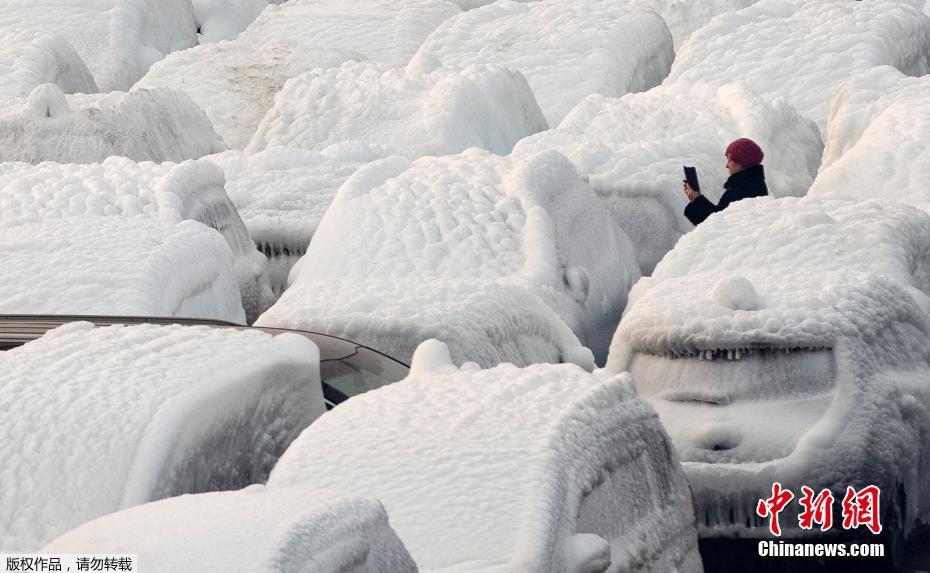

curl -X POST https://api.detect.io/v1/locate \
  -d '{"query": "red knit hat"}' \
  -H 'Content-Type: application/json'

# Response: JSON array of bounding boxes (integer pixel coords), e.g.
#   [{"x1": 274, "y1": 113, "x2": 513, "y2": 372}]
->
[{"x1": 725, "y1": 138, "x2": 764, "y2": 167}]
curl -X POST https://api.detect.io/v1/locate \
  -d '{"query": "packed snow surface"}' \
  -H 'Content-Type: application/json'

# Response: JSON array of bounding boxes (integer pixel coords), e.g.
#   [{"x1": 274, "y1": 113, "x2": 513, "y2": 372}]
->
[
  {"x1": 0, "y1": 218, "x2": 244, "y2": 322},
  {"x1": 258, "y1": 149, "x2": 640, "y2": 367},
  {"x1": 408, "y1": 0, "x2": 674, "y2": 125},
  {"x1": 514, "y1": 81, "x2": 822, "y2": 274},
  {"x1": 607, "y1": 198, "x2": 930, "y2": 536},
  {"x1": 621, "y1": 0, "x2": 759, "y2": 48},
  {"x1": 269, "y1": 340, "x2": 701, "y2": 572},
  {"x1": 810, "y1": 66, "x2": 930, "y2": 210},
  {"x1": 0, "y1": 84, "x2": 225, "y2": 164},
  {"x1": 665, "y1": 0, "x2": 930, "y2": 132},
  {"x1": 247, "y1": 61, "x2": 547, "y2": 158},
  {"x1": 0, "y1": 322, "x2": 324, "y2": 550},
  {"x1": 0, "y1": 158, "x2": 272, "y2": 322},
  {"x1": 0, "y1": 31, "x2": 97, "y2": 98},
  {"x1": 45, "y1": 487, "x2": 418, "y2": 573},
  {"x1": 0, "y1": 0, "x2": 198, "y2": 91},
  {"x1": 136, "y1": 41, "x2": 356, "y2": 150},
  {"x1": 192, "y1": 0, "x2": 267, "y2": 43},
  {"x1": 206, "y1": 144, "x2": 393, "y2": 295}
]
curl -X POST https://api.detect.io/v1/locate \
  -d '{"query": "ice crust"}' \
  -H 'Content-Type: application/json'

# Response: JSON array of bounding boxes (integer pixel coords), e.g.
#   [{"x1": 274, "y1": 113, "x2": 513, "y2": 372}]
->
[
  {"x1": 514, "y1": 81, "x2": 822, "y2": 274},
  {"x1": 408, "y1": 0, "x2": 674, "y2": 125},
  {"x1": 609, "y1": 198, "x2": 930, "y2": 359},
  {"x1": 607, "y1": 198, "x2": 930, "y2": 537},
  {"x1": 268, "y1": 341, "x2": 702, "y2": 572},
  {"x1": 247, "y1": 61, "x2": 547, "y2": 158},
  {"x1": 257, "y1": 149, "x2": 640, "y2": 367},
  {"x1": 0, "y1": 0, "x2": 198, "y2": 92},
  {"x1": 45, "y1": 487, "x2": 418, "y2": 573},
  {"x1": 0, "y1": 158, "x2": 272, "y2": 322},
  {"x1": 0, "y1": 218, "x2": 245, "y2": 322},
  {"x1": 0, "y1": 85, "x2": 225, "y2": 164},
  {"x1": 0, "y1": 31, "x2": 98, "y2": 98},
  {"x1": 206, "y1": 144, "x2": 393, "y2": 296},
  {"x1": 810, "y1": 66, "x2": 930, "y2": 210},
  {"x1": 0, "y1": 322, "x2": 324, "y2": 550},
  {"x1": 665, "y1": 0, "x2": 930, "y2": 132}
]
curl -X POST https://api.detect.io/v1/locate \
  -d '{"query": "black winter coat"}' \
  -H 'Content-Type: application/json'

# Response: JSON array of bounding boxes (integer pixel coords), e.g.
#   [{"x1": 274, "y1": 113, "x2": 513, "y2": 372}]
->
[{"x1": 684, "y1": 164, "x2": 768, "y2": 226}]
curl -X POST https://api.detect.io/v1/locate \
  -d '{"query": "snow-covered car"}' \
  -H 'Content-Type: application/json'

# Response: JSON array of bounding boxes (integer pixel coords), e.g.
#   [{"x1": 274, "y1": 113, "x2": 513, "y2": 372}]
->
[
  {"x1": 0, "y1": 315, "x2": 409, "y2": 408},
  {"x1": 267, "y1": 339, "x2": 703, "y2": 572},
  {"x1": 606, "y1": 197, "x2": 930, "y2": 566}
]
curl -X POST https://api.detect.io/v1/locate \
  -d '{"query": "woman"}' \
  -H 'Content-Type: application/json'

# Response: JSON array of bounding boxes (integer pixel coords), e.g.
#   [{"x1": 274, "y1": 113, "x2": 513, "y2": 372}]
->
[{"x1": 683, "y1": 138, "x2": 768, "y2": 226}]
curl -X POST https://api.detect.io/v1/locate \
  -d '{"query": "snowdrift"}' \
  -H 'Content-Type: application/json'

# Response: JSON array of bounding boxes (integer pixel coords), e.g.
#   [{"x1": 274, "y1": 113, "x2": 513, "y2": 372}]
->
[
  {"x1": 0, "y1": 322, "x2": 324, "y2": 550},
  {"x1": 207, "y1": 144, "x2": 392, "y2": 296},
  {"x1": 45, "y1": 487, "x2": 417, "y2": 573},
  {"x1": 408, "y1": 0, "x2": 674, "y2": 125},
  {"x1": 607, "y1": 198, "x2": 930, "y2": 538},
  {"x1": 0, "y1": 0, "x2": 198, "y2": 91},
  {"x1": 268, "y1": 340, "x2": 701, "y2": 572},
  {"x1": 514, "y1": 82, "x2": 822, "y2": 274},
  {"x1": 0, "y1": 218, "x2": 245, "y2": 322},
  {"x1": 622, "y1": 0, "x2": 760, "y2": 48},
  {"x1": 0, "y1": 30, "x2": 97, "y2": 98},
  {"x1": 665, "y1": 0, "x2": 930, "y2": 132},
  {"x1": 257, "y1": 149, "x2": 640, "y2": 367},
  {"x1": 138, "y1": 0, "x2": 459, "y2": 149},
  {"x1": 0, "y1": 158, "x2": 272, "y2": 322},
  {"x1": 192, "y1": 0, "x2": 267, "y2": 43},
  {"x1": 0, "y1": 84, "x2": 225, "y2": 164},
  {"x1": 247, "y1": 61, "x2": 547, "y2": 157},
  {"x1": 810, "y1": 66, "x2": 930, "y2": 208}
]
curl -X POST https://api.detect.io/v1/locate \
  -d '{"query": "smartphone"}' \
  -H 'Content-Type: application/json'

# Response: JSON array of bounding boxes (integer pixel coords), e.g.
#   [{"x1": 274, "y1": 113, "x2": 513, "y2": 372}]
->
[{"x1": 683, "y1": 166, "x2": 700, "y2": 193}]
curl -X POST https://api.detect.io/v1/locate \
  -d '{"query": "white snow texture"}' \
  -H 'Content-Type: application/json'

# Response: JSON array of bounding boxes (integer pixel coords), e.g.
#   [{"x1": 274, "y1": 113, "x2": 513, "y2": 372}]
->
[
  {"x1": 0, "y1": 218, "x2": 245, "y2": 322},
  {"x1": 0, "y1": 322, "x2": 324, "y2": 550},
  {"x1": 45, "y1": 487, "x2": 417, "y2": 573},
  {"x1": 257, "y1": 149, "x2": 640, "y2": 368},
  {"x1": 268, "y1": 341, "x2": 701, "y2": 572},
  {"x1": 0, "y1": 30, "x2": 98, "y2": 98}
]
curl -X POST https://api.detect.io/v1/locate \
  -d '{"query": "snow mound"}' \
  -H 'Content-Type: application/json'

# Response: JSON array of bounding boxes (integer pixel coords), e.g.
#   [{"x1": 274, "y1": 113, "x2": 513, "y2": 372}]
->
[
  {"x1": 45, "y1": 487, "x2": 417, "y2": 573},
  {"x1": 608, "y1": 197, "x2": 930, "y2": 360},
  {"x1": 268, "y1": 346, "x2": 701, "y2": 572},
  {"x1": 0, "y1": 85, "x2": 225, "y2": 164},
  {"x1": 408, "y1": 0, "x2": 674, "y2": 125},
  {"x1": 0, "y1": 218, "x2": 245, "y2": 322},
  {"x1": 810, "y1": 66, "x2": 930, "y2": 210},
  {"x1": 247, "y1": 61, "x2": 547, "y2": 157},
  {"x1": 665, "y1": 0, "x2": 930, "y2": 132},
  {"x1": 514, "y1": 81, "x2": 822, "y2": 274},
  {"x1": 206, "y1": 144, "x2": 393, "y2": 296},
  {"x1": 0, "y1": 30, "x2": 97, "y2": 98},
  {"x1": 0, "y1": 158, "x2": 272, "y2": 322},
  {"x1": 0, "y1": 322, "x2": 324, "y2": 550},
  {"x1": 620, "y1": 0, "x2": 760, "y2": 48},
  {"x1": 136, "y1": 42, "x2": 355, "y2": 151},
  {"x1": 0, "y1": 0, "x2": 198, "y2": 91},
  {"x1": 192, "y1": 0, "x2": 267, "y2": 43},
  {"x1": 257, "y1": 149, "x2": 640, "y2": 367}
]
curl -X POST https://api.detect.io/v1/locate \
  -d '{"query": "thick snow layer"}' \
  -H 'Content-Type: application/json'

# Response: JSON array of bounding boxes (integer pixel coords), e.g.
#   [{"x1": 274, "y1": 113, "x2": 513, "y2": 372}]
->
[
  {"x1": 257, "y1": 149, "x2": 640, "y2": 367},
  {"x1": 810, "y1": 66, "x2": 930, "y2": 209},
  {"x1": 206, "y1": 144, "x2": 392, "y2": 296},
  {"x1": 408, "y1": 0, "x2": 674, "y2": 125},
  {"x1": 0, "y1": 218, "x2": 245, "y2": 322},
  {"x1": 0, "y1": 0, "x2": 198, "y2": 92},
  {"x1": 0, "y1": 84, "x2": 225, "y2": 164},
  {"x1": 0, "y1": 322, "x2": 324, "y2": 550},
  {"x1": 620, "y1": 0, "x2": 759, "y2": 48},
  {"x1": 0, "y1": 31, "x2": 97, "y2": 98},
  {"x1": 136, "y1": 43, "x2": 355, "y2": 151},
  {"x1": 607, "y1": 198, "x2": 930, "y2": 537},
  {"x1": 0, "y1": 158, "x2": 272, "y2": 322},
  {"x1": 192, "y1": 0, "x2": 267, "y2": 43},
  {"x1": 269, "y1": 341, "x2": 701, "y2": 572},
  {"x1": 514, "y1": 81, "x2": 822, "y2": 274},
  {"x1": 665, "y1": 0, "x2": 930, "y2": 132},
  {"x1": 45, "y1": 487, "x2": 418, "y2": 573},
  {"x1": 247, "y1": 61, "x2": 547, "y2": 157}
]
